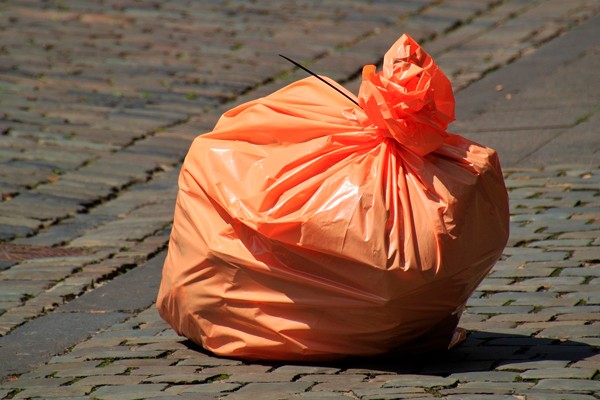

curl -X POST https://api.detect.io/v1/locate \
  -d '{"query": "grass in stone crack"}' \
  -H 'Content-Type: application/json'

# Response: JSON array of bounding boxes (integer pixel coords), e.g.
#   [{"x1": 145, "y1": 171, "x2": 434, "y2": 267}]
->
[
  {"x1": 205, "y1": 373, "x2": 230, "y2": 382},
  {"x1": 3, "y1": 387, "x2": 24, "y2": 399},
  {"x1": 96, "y1": 359, "x2": 115, "y2": 368}
]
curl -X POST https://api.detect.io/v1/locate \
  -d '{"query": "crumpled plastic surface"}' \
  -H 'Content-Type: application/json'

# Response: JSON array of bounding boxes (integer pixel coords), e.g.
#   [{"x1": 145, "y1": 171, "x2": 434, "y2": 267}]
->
[{"x1": 157, "y1": 34, "x2": 510, "y2": 361}]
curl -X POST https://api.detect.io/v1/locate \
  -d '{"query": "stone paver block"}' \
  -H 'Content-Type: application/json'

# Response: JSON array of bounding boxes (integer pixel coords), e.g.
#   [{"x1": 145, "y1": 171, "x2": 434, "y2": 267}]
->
[
  {"x1": 512, "y1": 276, "x2": 586, "y2": 289},
  {"x1": 527, "y1": 239, "x2": 593, "y2": 248},
  {"x1": 467, "y1": 306, "x2": 535, "y2": 314},
  {"x1": 70, "y1": 374, "x2": 144, "y2": 387},
  {"x1": 520, "y1": 393, "x2": 598, "y2": 400},
  {"x1": 537, "y1": 323, "x2": 600, "y2": 338},
  {"x1": 310, "y1": 380, "x2": 382, "y2": 393},
  {"x1": 560, "y1": 266, "x2": 600, "y2": 277},
  {"x1": 448, "y1": 371, "x2": 520, "y2": 382},
  {"x1": 73, "y1": 348, "x2": 166, "y2": 361},
  {"x1": 490, "y1": 267, "x2": 556, "y2": 278},
  {"x1": 164, "y1": 382, "x2": 243, "y2": 395},
  {"x1": 87, "y1": 383, "x2": 168, "y2": 400},
  {"x1": 270, "y1": 365, "x2": 341, "y2": 375},
  {"x1": 225, "y1": 372, "x2": 298, "y2": 383},
  {"x1": 197, "y1": 365, "x2": 272, "y2": 376},
  {"x1": 126, "y1": 365, "x2": 198, "y2": 376},
  {"x1": 440, "y1": 381, "x2": 534, "y2": 395},
  {"x1": 127, "y1": 340, "x2": 188, "y2": 352},
  {"x1": 419, "y1": 361, "x2": 496, "y2": 375},
  {"x1": 222, "y1": 382, "x2": 313, "y2": 399},
  {"x1": 0, "y1": 376, "x2": 72, "y2": 389},
  {"x1": 520, "y1": 367, "x2": 598, "y2": 380},
  {"x1": 15, "y1": 360, "x2": 98, "y2": 379},
  {"x1": 382, "y1": 374, "x2": 457, "y2": 388},
  {"x1": 292, "y1": 392, "x2": 356, "y2": 399},
  {"x1": 111, "y1": 358, "x2": 174, "y2": 369},
  {"x1": 54, "y1": 363, "x2": 129, "y2": 378},
  {"x1": 69, "y1": 337, "x2": 124, "y2": 351},
  {"x1": 142, "y1": 372, "x2": 226, "y2": 384},
  {"x1": 519, "y1": 320, "x2": 587, "y2": 330},
  {"x1": 351, "y1": 387, "x2": 428, "y2": 397},
  {"x1": 0, "y1": 311, "x2": 130, "y2": 380},
  {"x1": 444, "y1": 396, "x2": 517, "y2": 400},
  {"x1": 533, "y1": 378, "x2": 600, "y2": 391},
  {"x1": 571, "y1": 354, "x2": 600, "y2": 369},
  {"x1": 175, "y1": 355, "x2": 244, "y2": 367},
  {"x1": 13, "y1": 388, "x2": 93, "y2": 399},
  {"x1": 555, "y1": 312, "x2": 600, "y2": 321},
  {"x1": 297, "y1": 374, "x2": 366, "y2": 384},
  {"x1": 487, "y1": 313, "x2": 553, "y2": 323},
  {"x1": 361, "y1": 394, "x2": 436, "y2": 400}
]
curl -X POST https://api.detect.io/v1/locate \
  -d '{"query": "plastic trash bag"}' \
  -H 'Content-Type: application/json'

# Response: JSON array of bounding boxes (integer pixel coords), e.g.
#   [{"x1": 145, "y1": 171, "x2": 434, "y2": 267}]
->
[{"x1": 157, "y1": 34, "x2": 509, "y2": 361}]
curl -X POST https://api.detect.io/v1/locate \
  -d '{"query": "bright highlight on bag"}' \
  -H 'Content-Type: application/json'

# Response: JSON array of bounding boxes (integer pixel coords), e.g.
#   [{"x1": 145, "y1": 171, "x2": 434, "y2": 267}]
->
[{"x1": 157, "y1": 34, "x2": 510, "y2": 361}]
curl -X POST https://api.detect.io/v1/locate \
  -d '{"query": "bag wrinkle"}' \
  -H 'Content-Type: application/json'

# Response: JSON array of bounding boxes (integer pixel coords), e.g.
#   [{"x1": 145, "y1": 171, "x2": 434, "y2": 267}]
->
[{"x1": 157, "y1": 34, "x2": 509, "y2": 361}]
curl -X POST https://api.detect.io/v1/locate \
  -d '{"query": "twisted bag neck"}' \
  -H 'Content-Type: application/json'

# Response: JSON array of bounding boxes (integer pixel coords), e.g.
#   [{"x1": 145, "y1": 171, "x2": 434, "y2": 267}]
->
[{"x1": 358, "y1": 34, "x2": 456, "y2": 156}]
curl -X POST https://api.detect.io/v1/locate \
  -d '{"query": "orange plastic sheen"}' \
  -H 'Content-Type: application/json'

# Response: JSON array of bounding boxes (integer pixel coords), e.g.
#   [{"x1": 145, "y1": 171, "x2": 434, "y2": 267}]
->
[{"x1": 157, "y1": 34, "x2": 510, "y2": 361}]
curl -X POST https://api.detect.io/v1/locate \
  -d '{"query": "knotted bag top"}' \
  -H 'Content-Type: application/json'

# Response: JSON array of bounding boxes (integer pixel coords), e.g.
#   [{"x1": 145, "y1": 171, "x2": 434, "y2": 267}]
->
[{"x1": 358, "y1": 34, "x2": 455, "y2": 156}]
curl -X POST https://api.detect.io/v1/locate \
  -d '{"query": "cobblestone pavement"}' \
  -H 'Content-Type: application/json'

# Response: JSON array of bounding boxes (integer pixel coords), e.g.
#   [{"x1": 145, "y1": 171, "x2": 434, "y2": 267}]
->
[{"x1": 0, "y1": 0, "x2": 599, "y2": 399}]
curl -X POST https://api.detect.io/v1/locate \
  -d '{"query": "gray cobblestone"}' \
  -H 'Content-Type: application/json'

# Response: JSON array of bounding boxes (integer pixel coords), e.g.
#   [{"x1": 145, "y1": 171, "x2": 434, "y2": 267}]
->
[
  {"x1": 571, "y1": 353, "x2": 600, "y2": 369},
  {"x1": 382, "y1": 375, "x2": 457, "y2": 388},
  {"x1": 361, "y1": 393, "x2": 435, "y2": 400},
  {"x1": 70, "y1": 374, "x2": 144, "y2": 387},
  {"x1": 110, "y1": 358, "x2": 174, "y2": 369},
  {"x1": 520, "y1": 393, "x2": 598, "y2": 400},
  {"x1": 533, "y1": 378, "x2": 600, "y2": 391},
  {"x1": 10, "y1": 385, "x2": 93, "y2": 399},
  {"x1": 555, "y1": 312, "x2": 600, "y2": 321},
  {"x1": 448, "y1": 371, "x2": 520, "y2": 382},
  {"x1": 297, "y1": 374, "x2": 367, "y2": 389},
  {"x1": 444, "y1": 396, "x2": 518, "y2": 400},
  {"x1": 175, "y1": 356, "x2": 243, "y2": 367},
  {"x1": 537, "y1": 323, "x2": 600, "y2": 339},
  {"x1": 225, "y1": 372, "x2": 298, "y2": 383},
  {"x1": 292, "y1": 392, "x2": 355, "y2": 399},
  {"x1": 560, "y1": 265, "x2": 600, "y2": 276},
  {"x1": 351, "y1": 387, "x2": 428, "y2": 398},
  {"x1": 495, "y1": 360, "x2": 570, "y2": 371},
  {"x1": 87, "y1": 384, "x2": 168, "y2": 400},
  {"x1": 490, "y1": 267, "x2": 556, "y2": 278},
  {"x1": 55, "y1": 364, "x2": 129, "y2": 378},
  {"x1": 467, "y1": 306, "x2": 536, "y2": 315},
  {"x1": 520, "y1": 367, "x2": 598, "y2": 380},
  {"x1": 420, "y1": 361, "x2": 496, "y2": 375},
  {"x1": 0, "y1": 377, "x2": 71, "y2": 389},
  {"x1": 270, "y1": 365, "x2": 341, "y2": 375},
  {"x1": 163, "y1": 382, "x2": 243, "y2": 395},
  {"x1": 222, "y1": 382, "x2": 313, "y2": 399},
  {"x1": 142, "y1": 372, "x2": 225, "y2": 384},
  {"x1": 439, "y1": 381, "x2": 534, "y2": 395}
]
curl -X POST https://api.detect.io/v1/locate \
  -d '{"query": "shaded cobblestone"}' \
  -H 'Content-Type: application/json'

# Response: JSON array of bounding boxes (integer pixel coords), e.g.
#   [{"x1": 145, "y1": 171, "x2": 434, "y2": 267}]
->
[
  {"x1": 520, "y1": 367, "x2": 598, "y2": 380},
  {"x1": 382, "y1": 374, "x2": 457, "y2": 388}
]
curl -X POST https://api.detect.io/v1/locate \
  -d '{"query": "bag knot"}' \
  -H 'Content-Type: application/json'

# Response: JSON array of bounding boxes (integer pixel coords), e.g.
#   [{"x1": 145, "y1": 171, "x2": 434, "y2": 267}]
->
[{"x1": 358, "y1": 34, "x2": 455, "y2": 156}]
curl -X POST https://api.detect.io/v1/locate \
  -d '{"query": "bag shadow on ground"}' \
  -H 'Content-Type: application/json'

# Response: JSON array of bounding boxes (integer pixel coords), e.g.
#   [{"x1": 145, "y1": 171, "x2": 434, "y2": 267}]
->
[
  {"x1": 337, "y1": 331, "x2": 598, "y2": 375},
  {"x1": 182, "y1": 331, "x2": 597, "y2": 375}
]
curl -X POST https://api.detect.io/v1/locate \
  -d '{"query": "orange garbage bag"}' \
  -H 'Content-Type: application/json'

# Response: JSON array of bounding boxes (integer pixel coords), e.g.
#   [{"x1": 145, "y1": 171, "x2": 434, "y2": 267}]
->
[{"x1": 157, "y1": 34, "x2": 510, "y2": 361}]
